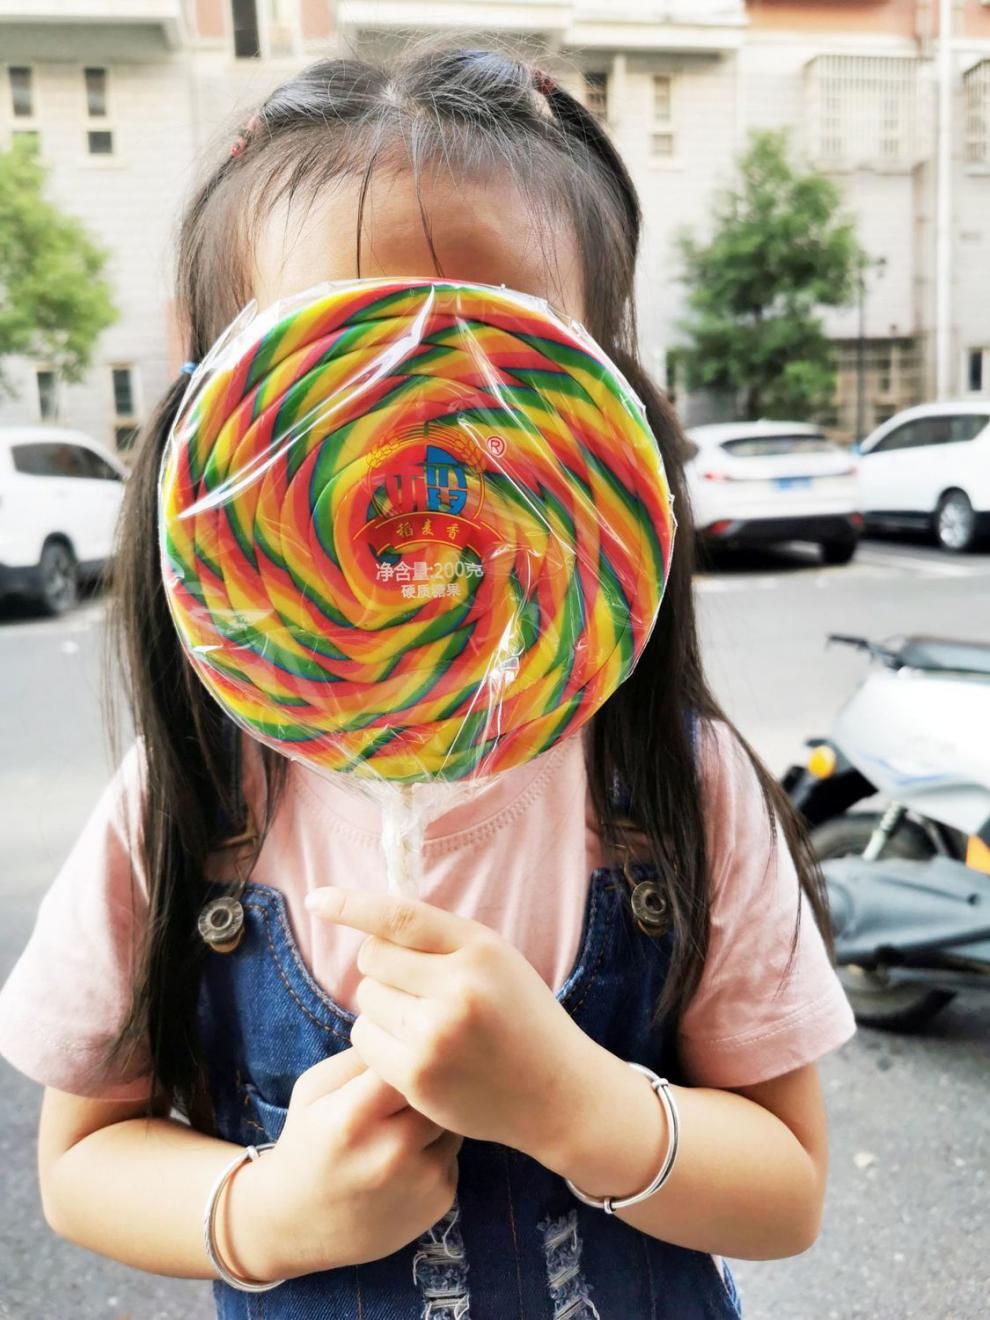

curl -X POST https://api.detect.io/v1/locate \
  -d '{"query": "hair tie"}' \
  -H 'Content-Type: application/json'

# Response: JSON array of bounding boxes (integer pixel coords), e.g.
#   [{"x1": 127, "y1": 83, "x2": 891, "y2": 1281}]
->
[
  {"x1": 180, "y1": 361, "x2": 199, "y2": 376},
  {"x1": 533, "y1": 68, "x2": 557, "y2": 97},
  {"x1": 230, "y1": 111, "x2": 261, "y2": 157}
]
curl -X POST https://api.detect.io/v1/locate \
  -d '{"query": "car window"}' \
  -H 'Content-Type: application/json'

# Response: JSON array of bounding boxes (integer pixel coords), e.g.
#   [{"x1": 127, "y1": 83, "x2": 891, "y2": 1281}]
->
[
  {"x1": 720, "y1": 435, "x2": 839, "y2": 457},
  {"x1": 11, "y1": 442, "x2": 86, "y2": 477},
  {"x1": 870, "y1": 414, "x2": 989, "y2": 454},
  {"x1": 10, "y1": 441, "x2": 120, "y2": 479},
  {"x1": 868, "y1": 421, "x2": 922, "y2": 454},
  {"x1": 75, "y1": 447, "x2": 123, "y2": 480},
  {"x1": 913, "y1": 417, "x2": 957, "y2": 447},
  {"x1": 947, "y1": 414, "x2": 989, "y2": 444}
]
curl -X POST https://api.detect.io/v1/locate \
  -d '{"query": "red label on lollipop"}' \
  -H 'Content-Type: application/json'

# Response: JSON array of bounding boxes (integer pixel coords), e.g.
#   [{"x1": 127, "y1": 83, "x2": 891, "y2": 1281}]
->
[{"x1": 358, "y1": 428, "x2": 501, "y2": 580}]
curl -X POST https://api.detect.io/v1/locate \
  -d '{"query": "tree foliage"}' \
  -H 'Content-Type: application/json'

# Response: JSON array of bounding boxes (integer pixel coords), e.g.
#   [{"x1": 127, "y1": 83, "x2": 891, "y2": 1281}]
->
[
  {"x1": 676, "y1": 130, "x2": 867, "y2": 420},
  {"x1": 0, "y1": 138, "x2": 117, "y2": 397}
]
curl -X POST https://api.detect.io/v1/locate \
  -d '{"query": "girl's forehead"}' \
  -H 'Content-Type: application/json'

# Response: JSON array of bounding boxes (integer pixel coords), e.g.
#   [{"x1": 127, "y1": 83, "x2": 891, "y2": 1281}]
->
[{"x1": 250, "y1": 168, "x2": 585, "y2": 321}]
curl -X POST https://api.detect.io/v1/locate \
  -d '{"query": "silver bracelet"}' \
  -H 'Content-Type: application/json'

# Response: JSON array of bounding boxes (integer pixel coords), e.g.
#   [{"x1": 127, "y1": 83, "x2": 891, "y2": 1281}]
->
[
  {"x1": 564, "y1": 1062, "x2": 680, "y2": 1215},
  {"x1": 204, "y1": 1142, "x2": 286, "y2": 1292}
]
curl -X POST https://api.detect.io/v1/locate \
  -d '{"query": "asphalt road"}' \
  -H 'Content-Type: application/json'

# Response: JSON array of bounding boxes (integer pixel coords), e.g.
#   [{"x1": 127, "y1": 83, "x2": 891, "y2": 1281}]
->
[{"x1": 0, "y1": 535, "x2": 988, "y2": 1320}]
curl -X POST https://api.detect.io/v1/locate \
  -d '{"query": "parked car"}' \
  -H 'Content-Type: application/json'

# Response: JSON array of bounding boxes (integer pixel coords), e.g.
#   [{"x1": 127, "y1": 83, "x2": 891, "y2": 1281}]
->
[
  {"x1": 0, "y1": 426, "x2": 129, "y2": 615},
  {"x1": 856, "y1": 401, "x2": 990, "y2": 552},
  {"x1": 684, "y1": 421, "x2": 861, "y2": 564}
]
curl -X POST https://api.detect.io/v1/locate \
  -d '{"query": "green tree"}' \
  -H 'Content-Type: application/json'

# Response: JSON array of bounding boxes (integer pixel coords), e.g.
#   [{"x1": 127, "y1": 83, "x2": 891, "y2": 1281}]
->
[
  {"x1": 676, "y1": 130, "x2": 866, "y2": 420},
  {"x1": 0, "y1": 138, "x2": 117, "y2": 398}
]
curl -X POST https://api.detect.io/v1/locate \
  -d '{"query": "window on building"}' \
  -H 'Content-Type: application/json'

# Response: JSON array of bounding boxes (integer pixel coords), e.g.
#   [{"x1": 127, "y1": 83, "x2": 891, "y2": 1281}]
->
[
  {"x1": 111, "y1": 365, "x2": 140, "y2": 451},
  {"x1": 583, "y1": 71, "x2": 608, "y2": 125},
  {"x1": 9, "y1": 66, "x2": 33, "y2": 118},
  {"x1": 84, "y1": 67, "x2": 108, "y2": 117},
  {"x1": 83, "y1": 67, "x2": 114, "y2": 156},
  {"x1": 113, "y1": 425, "x2": 138, "y2": 450},
  {"x1": 964, "y1": 61, "x2": 990, "y2": 166},
  {"x1": 265, "y1": 0, "x2": 298, "y2": 57},
  {"x1": 651, "y1": 75, "x2": 676, "y2": 160},
  {"x1": 828, "y1": 338, "x2": 922, "y2": 439},
  {"x1": 112, "y1": 366, "x2": 134, "y2": 417},
  {"x1": 232, "y1": 0, "x2": 262, "y2": 58},
  {"x1": 36, "y1": 369, "x2": 58, "y2": 420},
  {"x1": 968, "y1": 348, "x2": 987, "y2": 394},
  {"x1": 808, "y1": 56, "x2": 920, "y2": 169}
]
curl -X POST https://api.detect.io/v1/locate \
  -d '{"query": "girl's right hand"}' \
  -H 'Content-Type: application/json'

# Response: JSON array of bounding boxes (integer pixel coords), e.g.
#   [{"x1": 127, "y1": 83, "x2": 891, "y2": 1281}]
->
[{"x1": 228, "y1": 1047, "x2": 462, "y2": 1281}]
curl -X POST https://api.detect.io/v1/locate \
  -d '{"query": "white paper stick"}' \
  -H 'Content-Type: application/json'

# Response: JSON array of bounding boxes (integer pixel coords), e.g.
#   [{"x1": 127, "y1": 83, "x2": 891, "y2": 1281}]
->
[{"x1": 381, "y1": 783, "x2": 424, "y2": 897}]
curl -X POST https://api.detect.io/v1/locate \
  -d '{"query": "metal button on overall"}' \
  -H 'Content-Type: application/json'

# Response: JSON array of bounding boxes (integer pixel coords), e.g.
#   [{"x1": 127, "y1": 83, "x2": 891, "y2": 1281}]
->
[
  {"x1": 630, "y1": 879, "x2": 670, "y2": 934},
  {"x1": 198, "y1": 896, "x2": 245, "y2": 954}
]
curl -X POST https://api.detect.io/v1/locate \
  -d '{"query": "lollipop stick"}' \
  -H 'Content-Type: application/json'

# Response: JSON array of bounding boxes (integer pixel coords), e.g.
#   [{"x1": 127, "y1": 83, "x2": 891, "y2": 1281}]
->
[{"x1": 381, "y1": 784, "x2": 424, "y2": 898}]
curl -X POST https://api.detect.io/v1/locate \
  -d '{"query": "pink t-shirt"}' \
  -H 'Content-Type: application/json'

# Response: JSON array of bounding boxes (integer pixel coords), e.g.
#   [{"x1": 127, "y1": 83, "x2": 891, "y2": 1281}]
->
[{"x1": 0, "y1": 718, "x2": 855, "y2": 1102}]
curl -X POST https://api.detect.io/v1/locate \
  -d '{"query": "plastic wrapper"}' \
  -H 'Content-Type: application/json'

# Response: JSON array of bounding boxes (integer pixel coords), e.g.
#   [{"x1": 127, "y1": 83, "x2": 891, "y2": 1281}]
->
[{"x1": 158, "y1": 279, "x2": 675, "y2": 895}]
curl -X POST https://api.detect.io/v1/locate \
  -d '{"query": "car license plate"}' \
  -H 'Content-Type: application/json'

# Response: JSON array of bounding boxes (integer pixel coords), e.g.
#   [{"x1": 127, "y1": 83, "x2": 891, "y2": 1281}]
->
[{"x1": 775, "y1": 476, "x2": 814, "y2": 490}]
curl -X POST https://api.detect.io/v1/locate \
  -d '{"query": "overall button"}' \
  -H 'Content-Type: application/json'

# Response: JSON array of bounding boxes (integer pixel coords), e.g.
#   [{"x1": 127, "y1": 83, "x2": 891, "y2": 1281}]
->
[
  {"x1": 198, "y1": 896, "x2": 245, "y2": 953},
  {"x1": 629, "y1": 880, "x2": 669, "y2": 934}
]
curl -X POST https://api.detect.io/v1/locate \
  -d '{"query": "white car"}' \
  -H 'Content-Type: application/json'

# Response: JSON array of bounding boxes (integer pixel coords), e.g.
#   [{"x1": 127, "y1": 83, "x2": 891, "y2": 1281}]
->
[
  {"x1": 684, "y1": 421, "x2": 861, "y2": 564},
  {"x1": 856, "y1": 402, "x2": 990, "y2": 553},
  {"x1": 0, "y1": 426, "x2": 129, "y2": 614}
]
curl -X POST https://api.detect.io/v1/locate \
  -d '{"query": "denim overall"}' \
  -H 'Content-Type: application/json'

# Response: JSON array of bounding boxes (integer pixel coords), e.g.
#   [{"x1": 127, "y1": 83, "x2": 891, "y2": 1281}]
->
[{"x1": 194, "y1": 737, "x2": 744, "y2": 1319}]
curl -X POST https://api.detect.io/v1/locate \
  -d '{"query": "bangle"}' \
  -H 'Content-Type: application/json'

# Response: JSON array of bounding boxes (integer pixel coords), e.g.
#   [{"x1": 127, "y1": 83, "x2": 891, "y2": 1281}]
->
[
  {"x1": 564, "y1": 1062, "x2": 680, "y2": 1215},
  {"x1": 204, "y1": 1142, "x2": 286, "y2": 1292}
]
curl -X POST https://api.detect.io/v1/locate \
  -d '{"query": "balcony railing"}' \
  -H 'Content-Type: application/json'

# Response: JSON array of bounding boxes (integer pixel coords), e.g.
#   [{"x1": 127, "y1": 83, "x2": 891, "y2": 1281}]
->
[
  {"x1": 806, "y1": 54, "x2": 928, "y2": 172},
  {"x1": 0, "y1": 1, "x2": 183, "y2": 50},
  {"x1": 964, "y1": 60, "x2": 990, "y2": 166},
  {"x1": 337, "y1": 0, "x2": 746, "y2": 47}
]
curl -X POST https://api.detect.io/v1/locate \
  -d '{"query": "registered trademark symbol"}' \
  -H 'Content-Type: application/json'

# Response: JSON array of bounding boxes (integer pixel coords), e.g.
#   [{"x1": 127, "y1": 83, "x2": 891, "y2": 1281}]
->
[{"x1": 486, "y1": 434, "x2": 506, "y2": 458}]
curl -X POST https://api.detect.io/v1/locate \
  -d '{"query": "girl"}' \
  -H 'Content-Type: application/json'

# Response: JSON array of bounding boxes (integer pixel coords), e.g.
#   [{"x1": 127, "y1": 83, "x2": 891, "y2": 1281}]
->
[{"x1": 0, "y1": 45, "x2": 856, "y2": 1319}]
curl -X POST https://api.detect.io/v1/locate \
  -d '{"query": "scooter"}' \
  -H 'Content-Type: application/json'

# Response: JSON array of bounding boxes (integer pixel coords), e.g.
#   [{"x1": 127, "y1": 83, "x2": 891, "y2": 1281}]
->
[{"x1": 782, "y1": 633, "x2": 990, "y2": 1029}]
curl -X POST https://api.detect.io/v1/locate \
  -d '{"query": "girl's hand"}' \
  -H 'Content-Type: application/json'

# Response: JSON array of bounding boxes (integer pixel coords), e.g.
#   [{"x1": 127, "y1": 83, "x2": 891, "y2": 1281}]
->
[
  {"x1": 230, "y1": 1047, "x2": 462, "y2": 1282},
  {"x1": 304, "y1": 886, "x2": 606, "y2": 1163}
]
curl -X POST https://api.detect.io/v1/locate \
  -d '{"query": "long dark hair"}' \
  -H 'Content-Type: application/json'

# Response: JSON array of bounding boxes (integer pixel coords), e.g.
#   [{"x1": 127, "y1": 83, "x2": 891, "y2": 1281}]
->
[{"x1": 102, "y1": 43, "x2": 834, "y2": 1128}]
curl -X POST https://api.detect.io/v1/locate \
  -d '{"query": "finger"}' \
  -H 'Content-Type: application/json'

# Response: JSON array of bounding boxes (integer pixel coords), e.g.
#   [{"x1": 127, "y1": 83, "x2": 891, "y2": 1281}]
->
[
  {"x1": 354, "y1": 976, "x2": 425, "y2": 1042},
  {"x1": 315, "y1": 1058, "x2": 410, "y2": 1124},
  {"x1": 357, "y1": 935, "x2": 447, "y2": 997},
  {"x1": 427, "y1": 1127, "x2": 464, "y2": 1166},
  {"x1": 291, "y1": 1046, "x2": 367, "y2": 1106},
  {"x1": 384, "y1": 1105, "x2": 447, "y2": 1151},
  {"x1": 305, "y1": 886, "x2": 481, "y2": 954},
  {"x1": 350, "y1": 1013, "x2": 416, "y2": 1096}
]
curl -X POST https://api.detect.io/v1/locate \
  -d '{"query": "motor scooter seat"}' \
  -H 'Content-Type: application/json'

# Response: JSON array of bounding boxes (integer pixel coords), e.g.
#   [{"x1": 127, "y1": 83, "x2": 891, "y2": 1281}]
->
[{"x1": 896, "y1": 636, "x2": 990, "y2": 677}]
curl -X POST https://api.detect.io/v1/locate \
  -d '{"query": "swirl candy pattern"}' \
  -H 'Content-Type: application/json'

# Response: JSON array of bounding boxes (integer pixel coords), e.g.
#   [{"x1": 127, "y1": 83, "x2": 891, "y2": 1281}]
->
[{"x1": 159, "y1": 279, "x2": 675, "y2": 784}]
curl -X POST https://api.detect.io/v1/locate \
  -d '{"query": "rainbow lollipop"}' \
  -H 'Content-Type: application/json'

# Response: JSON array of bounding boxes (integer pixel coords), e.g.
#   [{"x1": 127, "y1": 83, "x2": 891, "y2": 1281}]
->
[{"x1": 159, "y1": 279, "x2": 674, "y2": 888}]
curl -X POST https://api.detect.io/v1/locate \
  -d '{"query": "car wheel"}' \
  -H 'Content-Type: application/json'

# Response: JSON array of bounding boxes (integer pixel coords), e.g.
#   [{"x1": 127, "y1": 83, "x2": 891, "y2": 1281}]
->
[
  {"x1": 821, "y1": 537, "x2": 858, "y2": 566},
  {"x1": 812, "y1": 813, "x2": 955, "y2": 1030},
  {"x1": 934, "y1": 490, "x2": 976, "y2": 553},
  {"x1": 37, "y1": 540, "x2": 79, "y2": 616}
]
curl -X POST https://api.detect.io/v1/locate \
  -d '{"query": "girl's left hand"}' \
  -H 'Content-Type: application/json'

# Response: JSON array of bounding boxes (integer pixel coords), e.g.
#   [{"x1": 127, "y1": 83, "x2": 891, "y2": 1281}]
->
[{"x1": 304, "y1": 885, "x2": 607, "y2": 1162}]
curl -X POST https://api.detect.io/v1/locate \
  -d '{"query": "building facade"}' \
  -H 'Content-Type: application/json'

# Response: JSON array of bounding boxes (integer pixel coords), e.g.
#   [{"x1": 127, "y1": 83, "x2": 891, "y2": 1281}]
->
[{"x1": 1, "y1": 0, "x2": 988, "y2": 447}]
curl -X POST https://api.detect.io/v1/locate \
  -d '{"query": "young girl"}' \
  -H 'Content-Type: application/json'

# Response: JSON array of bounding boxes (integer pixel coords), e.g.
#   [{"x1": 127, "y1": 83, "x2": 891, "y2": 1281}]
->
[{"x1": 0, "y1": 45, "x2": 856, "y2": 1319}]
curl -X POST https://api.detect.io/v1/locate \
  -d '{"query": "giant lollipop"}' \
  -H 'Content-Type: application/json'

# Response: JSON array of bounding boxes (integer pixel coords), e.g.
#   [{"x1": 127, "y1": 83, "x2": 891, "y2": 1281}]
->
[{"x1": 159, "y1": 279, "x2": 675, "y2": 892}]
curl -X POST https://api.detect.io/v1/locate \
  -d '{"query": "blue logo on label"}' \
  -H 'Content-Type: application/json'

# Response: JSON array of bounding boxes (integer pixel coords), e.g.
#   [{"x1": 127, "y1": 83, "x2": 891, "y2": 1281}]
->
[{"x1": 423, "y1": 445, "x2": 468, "y2": 516}]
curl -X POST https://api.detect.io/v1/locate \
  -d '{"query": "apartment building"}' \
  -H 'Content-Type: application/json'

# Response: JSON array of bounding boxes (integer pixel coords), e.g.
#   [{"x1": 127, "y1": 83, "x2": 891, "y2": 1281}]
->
[
  {"x1": 744, "y1": 0, "x2": 990, "y2": 432},
  {"x1": 1, "y1": 0, "x2": 988, "y2": 446}
]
